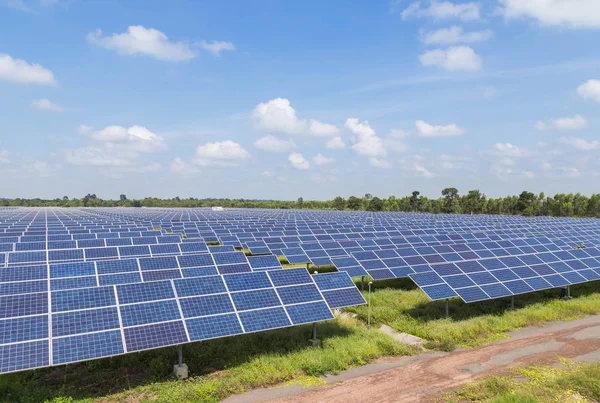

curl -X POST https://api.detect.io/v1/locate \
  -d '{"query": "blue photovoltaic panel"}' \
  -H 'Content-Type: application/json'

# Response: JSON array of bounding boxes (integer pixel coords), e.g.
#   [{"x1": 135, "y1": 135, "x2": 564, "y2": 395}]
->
[
  {"x1": 52, "y1": 330, "x2": 124, "y2": 364},
  {"x1": 0, "y1": 293, "x2": 48, "y2": 319},
  {"x1": 186, "y1": 313, "x2": 243, "y2": 341},
  {"x1": 247, "y1": 255, "x2": 282, "y2": 270},
  {"x1": 96, "y1": 259, "x2": 139, "y2": 275},
  {"x1": 50, "y1": 276, "x2": 97, "y2": 291},
  {"x1": 139, "y1": 256, "x2": 178, "y2": 271},
  {"x1": 52, "y1": 307, "x2": 120, "y2": 337},
  {"x1": 177, "y1": 254, "x2": 214, "y2": 268},
  {"x1": 0, "y1": 280, "x2": 47, "y2": 296},
  {"x1": 321, "y1": 288, "x2": 366, "y2": 309},
  {"x1": 124, "y1": 321, "x2": 188, "y2": 352},
  {"x1": 0, "y1": 315, "x2": 48, "y2": 344},
  {"x1": 285, "y1": 301, "x2": 334, "y2": 325},
  {"x1": 313, "y1": 272, "x2": 355, "y2": 291},
  {"x1": 50, "y1": 262, "x2": 95, "y2": 278},
  {"x1": 276, "y1": 284, "x2": 322, "y2": 305},
  {"x1": 117, "y1": 281, "x2": 174, "y2": 304},
  {"x1": 0, "y1": 340, "x2": 49, "y2": 373},
  {"x1": 120, "y1": 300, "x2": 181, "y2": 327},
  {"x1": 231, "y1": 289, "x2": 281, "y2": 311},
  {"x1": 238, "y1": 307, "x2": 291, "y2": 332},
  {"x1": 0, "y1": 265, "x2": 47, "y2": 282},
  {"x1": 99, "y1": 272, "x2": 142, "y2": 286},
  {"x1": 224, "y1": 271, "x2": 271, "y2": 292},
  {"x1": 174, "y1": 276, "x2": 227, "y2": 297},
  {"x1": 179, "y1": 294, "x2": 234, "y2": 318},
  {"x1": 421, "y1": 284, "x2": 457, "y2": 300},
  {"x1": 52, "y1": 287, "x2": 115, "y2": 313},
  {"x1": 267, "y1": 268, "x2": 312, "y2": 287}
]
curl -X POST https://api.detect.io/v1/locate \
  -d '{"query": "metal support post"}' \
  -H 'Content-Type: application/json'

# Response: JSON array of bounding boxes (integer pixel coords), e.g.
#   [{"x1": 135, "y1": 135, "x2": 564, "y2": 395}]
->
[
  {"x1": 361, "y1": 276, "x2": 365, "y2": 292},
  {"x1": 309, "y1": 322, "x2": 321, "y2": 346},
  {"x1": 445, "y1": 299, "x2": 449, "y2": 318},
  {"x1": 367, "y1": 281, "x2": 373, "y2": 329},
  {"x1": 178, "y1": 345, "x2": 183, "y2": 366},
  {"x1": 510, "y1": 295, "x2": 515, "y2": 310},
  {"x1": 173, "y1": 345, "x2": 188, "y2": 379}
]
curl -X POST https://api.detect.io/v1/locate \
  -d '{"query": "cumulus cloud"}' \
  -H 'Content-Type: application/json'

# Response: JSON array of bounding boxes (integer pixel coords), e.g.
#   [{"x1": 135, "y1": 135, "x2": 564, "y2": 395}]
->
[
  {"x1": 31, "y1": 98, "x2": 63, "y2": 112},
  {"x1": 492, "y1": 142, "x2": 531, "y2": 157},
  {"x1": 312, "y1": 153, "x2": 335, "y2": 165},
  {"x1": 345, "y1": 118, "x2": 386, "y2": 157},
  {"x1": 421, "y1": 26, "x2": 493, "y2": 45},
  {"x1": 288, "y1": 152, "x2": 310, "y2": 169},
  {"x1": 559, "y1": 137, "x2": 600, "y2": 151},
  {"x1": 198, "y1": 40, "x2": 235, "y2": 56},
  {"x1": 0, "y1": 53, "x2": 57, "y2": 85},
  {"x1": 577, "y1": 79, "x2": 600, "y2": 102},
  {"x1": 402, "y1": 1, "x2": 480, "y2": 21},
  {"x1": 414, "y1": 163, "x2": 434, "y2": 178},
  {"x1": 87, "y1": 26, "x2": 196, "y2": 62},
  {"x1": 499, "y1": 0, "x2": 600, "y2": 28},
  {"x1": 195, "y1": 140, "x2": 250, "y2": 167},
  {"x1": 326, "y1": 136, "x2": 345, "y2": 149},
  {"x1": 252, "y1": 98, "x2": 338, "y2": 136},
  {"x1": 91, "y1": 125, "x2": 167, "y2": 152},
  {"x1": 419, "y1": 46, "x2": 482, "y2": 71},
  {"x1": 535, "y1": 114, "x2": 587, "y2": 131},
  {"x1": 21, "y1": 161, "x2": 61, "y2": 177},
  {"x1": 253, "y1": 135, "x2": 296, "y2": 152},
  {"x1": 415, "y1": 120, "x2": 465, "y2": 137},
  {"x1": 369, "y1": 157, "x2": 392, "y2": 168}
]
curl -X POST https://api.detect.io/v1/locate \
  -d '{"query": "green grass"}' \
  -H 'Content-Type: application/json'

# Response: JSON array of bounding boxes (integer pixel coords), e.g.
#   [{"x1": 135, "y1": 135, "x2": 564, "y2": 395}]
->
[
  {"x1": 444, "y1": 360, "x2": 600, "y2": 402},
  {"x1": 0, "y1": 317, "x2": 412, "y2": 403},
  {"x1": 345, "y1": 278, "x2": 600, "y2": 350}
]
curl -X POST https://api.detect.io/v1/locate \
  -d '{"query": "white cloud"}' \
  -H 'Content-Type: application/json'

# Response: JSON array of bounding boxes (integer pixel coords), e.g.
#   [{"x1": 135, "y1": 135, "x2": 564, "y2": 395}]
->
[
  {"x1": 559, "y1": 137, "x2": 600, "y2": 151},
  {"x1": 0, "y1": 53, "x2": 56, "y2": 85},
  {"x1": 421, "y1": 26, "x2": 493, "y2": 45},
  {"x1": 288, "y1": 152, "x2": 310, "y2": 169},
  {"x1": 326, "y1": 136, "x2": 345, "y2": 149},
  {"x1": 78, "y1": 125, "x2": 93, "y2": 135},
  {"x1": 198, "y1": 40, "x2": 235, "y2": 56},
  {"x1": 262, "y1": 170, "x2": 287, "y2": 182},
  {"x1": 499, "y1": 0, "x2": 600, "y2": 28},
  {"x1": 561, "y1": 167, "x2": 581, "y2": 178},
  {"x1": 64, "y1": 146, "x2": 132, "y2": 166},
  {"x1": 385, "y1": 138, "x2": 410, "y2": 152},
  {"x1": 195, "y1": 140, "x2": 250, "y2": 167},
  {"x1": 522, "y1": 171, "x2": 535, "y2": 179},
  {"x1": 414, "y1": 163, "x2": 434, "y2": 178},
  {"x1": 492, "y1": 142, "x2": 530, "y2": 157},
  {"x1": 89, "y1": 125, "x2": 167, "y2": 153},
  {"x1": 307, "y1": 119, "x2": 340, "y2": 136},
  {"x1": 402, "y1": 1, "x2": 480, "y2": 21},
  {"x1": 87, "y1": 26, "x2": 196, "y2": 62},
  {"x1": 483, "y1": 86, "x2": 497, "y2": 98},
  {"x1": 577, "y1": 79, "x2": 600, "y2": 102},
  {"x1": 31, "y1": 98, "x2": 63, "y2": 112},
  {"x1": 253, "y1": 135, "x2": 296, "y2": 152},
  {"x1": 419, "y1": 46, "x2": 482, "y2": 72},
  {"x1": 345, "y1": 118, "x2": 387, "y2": 157},
  {"x1": 5, "y1": 0, "x2": 30, "y2": 12},
  {"x1": 415, "y1": 120, "x2": 465, "y2": 137},
  {"x1": 369, "y1": 157, "x2": 392, "y2": 168},
  {"x1": 0, "y1": 150, "x2": 9, "y2": 164},
  {"x1": 252, "y1": 98, "x2": 338, "y2": 136},
  {"x1": 312, "y1": 153, "x2": 335, "y2": 165},
  {"x1": 170, "y1": 158, "x2": 200, "y2": 175},
  {"x1": 535, "y1": 114, "x2": 587, "y2": 131}
]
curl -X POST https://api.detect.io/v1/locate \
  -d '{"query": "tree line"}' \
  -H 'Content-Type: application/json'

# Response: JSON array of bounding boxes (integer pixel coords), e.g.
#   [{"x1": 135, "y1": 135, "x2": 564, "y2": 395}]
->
[{"x1": 2, "y1": 189, "x2": 600, "y2": 218}]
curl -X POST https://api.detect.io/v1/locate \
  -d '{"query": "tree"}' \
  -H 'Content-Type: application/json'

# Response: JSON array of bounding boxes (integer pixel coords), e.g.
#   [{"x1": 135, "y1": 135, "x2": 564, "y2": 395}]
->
[
  {"x1": 120, "y1": 194, "x2": 127, "y2": 201},
  {"x1": 410, "y1": 191, "x2": 421, "y2": 212},
  {"x1": 516, "y1": 191, "x2": 536, "y2": 214},
  {"x1": 367, "y1": 197, "x2": 384, "y2": 211},
  {"x1": 347, "y1": 196, "x2": 361, "y2": 210},
  {"x1": 332, "y1": 196, "x2": 346, "y2": 210},
  {"x1": 62, "y1": 196, "x2": 69, "y2": 201},
  {"x1": 441, "y1": 187, "x2": 460, "y2": 213},
  {"x1": 364, "y1": 193, "x2": 373, "y2": 200},
  {"x1": 462, "y1": 190, "x2": 486, "y2": 214},
  {"x1": 297, "y1": 197, "x2": 304, "y2": 209}
]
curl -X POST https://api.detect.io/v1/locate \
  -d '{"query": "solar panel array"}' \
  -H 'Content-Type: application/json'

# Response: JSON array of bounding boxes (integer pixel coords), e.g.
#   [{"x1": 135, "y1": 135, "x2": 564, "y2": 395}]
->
[
  {"x1": 0, "y1": 208, "x2": 368, "y2": 374},
  {"x1": 2, "y1": 206, "x2": 600, "y2": 374}
]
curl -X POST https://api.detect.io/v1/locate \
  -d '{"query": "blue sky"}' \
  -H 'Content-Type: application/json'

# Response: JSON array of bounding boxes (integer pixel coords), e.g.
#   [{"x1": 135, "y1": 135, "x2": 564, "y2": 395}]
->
[{"x1": 1, "y1": 0, "x2": 600, "y2": 200}]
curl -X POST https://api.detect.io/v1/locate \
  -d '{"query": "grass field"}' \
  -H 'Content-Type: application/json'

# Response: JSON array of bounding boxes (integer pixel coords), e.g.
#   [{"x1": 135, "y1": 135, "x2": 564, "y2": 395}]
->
[
  {"x1": 444, "y1": 360, "x2": 600, "y2": 402},
  {"x1": 2, "y1": 275, "x2": 600, "y2": 403}
]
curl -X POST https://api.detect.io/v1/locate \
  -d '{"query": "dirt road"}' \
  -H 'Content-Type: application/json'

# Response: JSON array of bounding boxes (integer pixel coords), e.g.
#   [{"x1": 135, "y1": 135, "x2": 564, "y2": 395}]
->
[{"x1": 224, "y1": 314, "x2": 600, "y2": 403}]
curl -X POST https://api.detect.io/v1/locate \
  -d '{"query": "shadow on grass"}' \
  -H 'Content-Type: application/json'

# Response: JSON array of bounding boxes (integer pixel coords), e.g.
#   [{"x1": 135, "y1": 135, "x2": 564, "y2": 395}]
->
[
  {"x1": 0, "y1": 321, "x2": 353, "y2": 403},
  {"x1": 405, "y1": 280, "x2": 600, "y2": 322}
]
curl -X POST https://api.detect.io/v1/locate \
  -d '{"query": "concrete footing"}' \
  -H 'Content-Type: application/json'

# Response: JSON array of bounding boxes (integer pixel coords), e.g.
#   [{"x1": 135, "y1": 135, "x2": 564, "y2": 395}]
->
[{"x1": 173, "y1": 363, "x2": 189, "y2": 379}]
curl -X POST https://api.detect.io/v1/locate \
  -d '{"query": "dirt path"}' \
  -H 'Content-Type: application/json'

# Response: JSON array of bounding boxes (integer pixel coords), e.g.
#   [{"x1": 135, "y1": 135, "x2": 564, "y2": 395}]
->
[{"x1": 223, "y1": 314, "x2": 600, "y2": 403}]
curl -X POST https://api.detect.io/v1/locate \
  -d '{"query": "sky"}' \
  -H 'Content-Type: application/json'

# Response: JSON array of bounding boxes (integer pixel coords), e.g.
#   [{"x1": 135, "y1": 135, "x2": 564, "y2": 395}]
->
[{"x1": 1, "y1": 0, "x2": 600, "y2": 200}]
